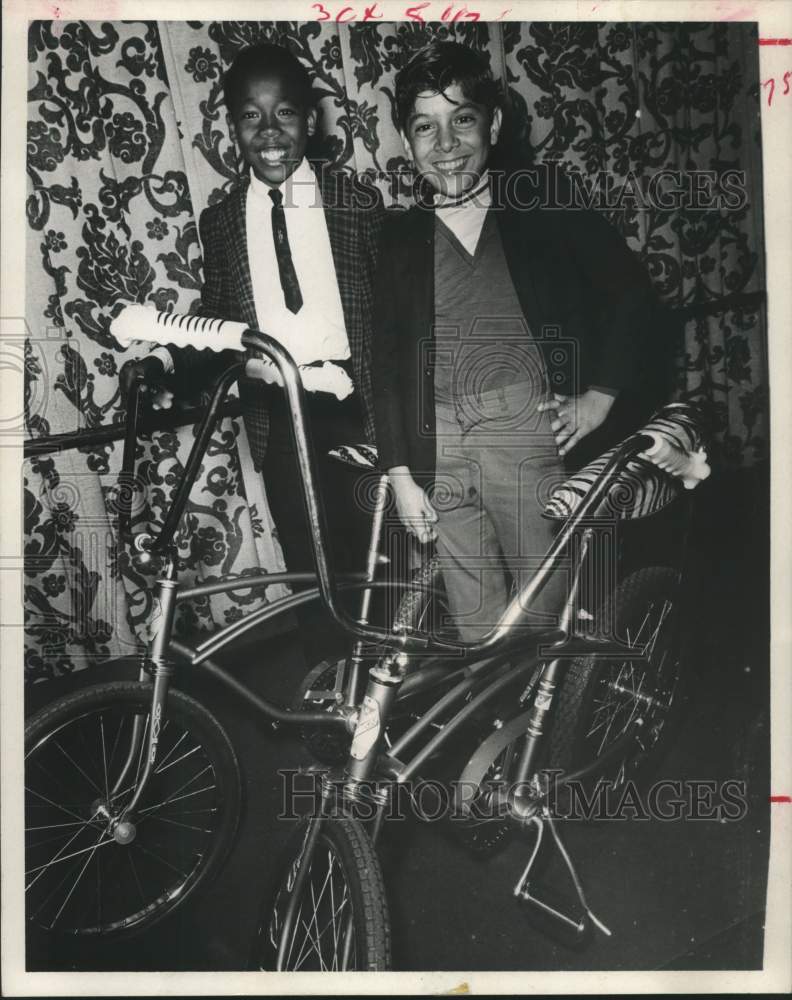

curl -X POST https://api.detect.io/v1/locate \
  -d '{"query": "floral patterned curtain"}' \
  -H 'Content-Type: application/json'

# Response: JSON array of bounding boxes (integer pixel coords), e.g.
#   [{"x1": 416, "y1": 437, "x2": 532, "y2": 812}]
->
[
  {"x1": 500, "y1": 22, "x2": 767, "y2": 465},
  {"x1": 25, "y1": 21, "x2": 292, "y2": 682},
  {"x1": 25, "y1": 19, "x2": 766, "y2": 683}
]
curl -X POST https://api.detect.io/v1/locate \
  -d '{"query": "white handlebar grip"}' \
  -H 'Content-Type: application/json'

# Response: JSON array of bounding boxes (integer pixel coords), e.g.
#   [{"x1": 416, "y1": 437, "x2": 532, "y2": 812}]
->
[
  {"x1": 111, "y1": 303, "x2": 249, "y2": 352},
  {"x1": 641, "y1": 433, "x2": 711, "y2": 489},
  {"x1": 111, "y1": 302, "x2": 322, "y2": 366},
  {"x1": 111, "y1": 303, "x2": 353, "y2": 399}
]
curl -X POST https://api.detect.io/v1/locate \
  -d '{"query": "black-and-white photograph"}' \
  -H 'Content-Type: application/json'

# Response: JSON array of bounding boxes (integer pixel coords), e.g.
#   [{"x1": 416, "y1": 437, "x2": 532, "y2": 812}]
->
[{"x1": 5, "y1": 2, "x2": 790, "y2": 991}]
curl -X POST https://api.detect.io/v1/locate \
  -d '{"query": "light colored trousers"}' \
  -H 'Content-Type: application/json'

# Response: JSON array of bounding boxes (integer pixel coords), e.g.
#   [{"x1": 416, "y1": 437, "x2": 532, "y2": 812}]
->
[{"x1": 433, "y1": 381, "x2": 567, "y2": 643}]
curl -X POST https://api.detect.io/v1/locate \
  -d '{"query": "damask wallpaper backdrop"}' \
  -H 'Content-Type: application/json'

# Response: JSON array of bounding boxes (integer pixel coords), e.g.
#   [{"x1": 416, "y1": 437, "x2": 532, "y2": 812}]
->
[{"x1": 25, "y1": 19, "x2": 767, "y2": 682}]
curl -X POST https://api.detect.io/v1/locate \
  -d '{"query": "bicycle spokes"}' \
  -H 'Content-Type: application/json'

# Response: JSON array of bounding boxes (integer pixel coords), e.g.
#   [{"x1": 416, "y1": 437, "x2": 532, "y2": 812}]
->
[
  {"x1": 283, "y1": 846, "x2": 356, "y2": 971},
  {"x1": 587, "y1": 597, "x2": 678, "y2": 766},
  {"x1": 25, "y1": 702, "x2": 225, "y2": 935}
]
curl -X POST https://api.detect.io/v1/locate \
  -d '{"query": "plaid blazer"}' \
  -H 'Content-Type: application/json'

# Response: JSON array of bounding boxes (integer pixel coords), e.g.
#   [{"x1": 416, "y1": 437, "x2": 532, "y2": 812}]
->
[{"x1": 170, "y1": 165, "x2": 385, "y2": 469}]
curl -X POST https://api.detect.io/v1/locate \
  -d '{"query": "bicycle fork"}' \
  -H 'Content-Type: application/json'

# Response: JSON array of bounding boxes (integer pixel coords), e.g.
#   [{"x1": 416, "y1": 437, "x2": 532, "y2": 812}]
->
[
  {"x1": 275, "y1": 654, "x2": 403, "y2": 970},
  {"x1": 99, "y1": 558, "x2": 180, "y2": 844},
  {"x1": 510, "y1": 528, "x2": 594, "y2": 799}
]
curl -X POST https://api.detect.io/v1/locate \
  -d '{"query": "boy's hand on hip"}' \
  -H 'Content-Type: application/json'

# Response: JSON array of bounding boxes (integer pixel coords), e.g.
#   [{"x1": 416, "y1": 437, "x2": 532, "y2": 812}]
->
[
  {"x1": 388, "y1": 468, "x2": 438, "y2": 544},
  {"x1": 538, "y1": 389, "x2": 615, "y2": 456}
]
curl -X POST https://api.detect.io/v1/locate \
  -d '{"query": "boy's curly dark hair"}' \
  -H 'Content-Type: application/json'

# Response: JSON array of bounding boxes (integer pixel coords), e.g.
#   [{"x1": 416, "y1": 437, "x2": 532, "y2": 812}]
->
[
  {"x1": 394, "y1": 39, "x2": 502, "y2": 132},
  {"x1": 223, "y1": 43, "x2": 314, "y2": 119}
]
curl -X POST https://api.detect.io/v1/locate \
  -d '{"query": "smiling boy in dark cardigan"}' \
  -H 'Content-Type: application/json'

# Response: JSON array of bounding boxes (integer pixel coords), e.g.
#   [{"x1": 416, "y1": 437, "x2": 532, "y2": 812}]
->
[{"x1": 371, "y1": 40, "x2": 664, "y2": 641}]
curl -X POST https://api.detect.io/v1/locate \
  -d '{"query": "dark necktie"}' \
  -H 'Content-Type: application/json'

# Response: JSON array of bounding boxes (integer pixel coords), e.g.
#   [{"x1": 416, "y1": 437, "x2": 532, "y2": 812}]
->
[{"x1": 268, "y1": 187, "x2": 303, "y2": 314}]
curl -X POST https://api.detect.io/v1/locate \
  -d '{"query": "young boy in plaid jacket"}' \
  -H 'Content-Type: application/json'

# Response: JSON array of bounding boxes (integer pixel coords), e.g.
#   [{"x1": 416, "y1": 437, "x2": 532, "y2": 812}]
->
[{"x1": 122, "y1": 43, "x2": 385, "y2": 581}]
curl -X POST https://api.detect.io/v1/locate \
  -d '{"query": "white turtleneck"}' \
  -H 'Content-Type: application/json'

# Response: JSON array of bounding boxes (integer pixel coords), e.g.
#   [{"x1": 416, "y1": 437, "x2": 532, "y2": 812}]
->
[{"x1": 434, "y1": 172, "x2": 491, "y2": 256}]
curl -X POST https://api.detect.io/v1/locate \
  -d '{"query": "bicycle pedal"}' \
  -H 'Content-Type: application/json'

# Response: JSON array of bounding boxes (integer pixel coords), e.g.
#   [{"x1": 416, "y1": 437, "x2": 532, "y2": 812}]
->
[
  {"x1": 516, "y1": 880, "x2": 591, "y2": 944},
  {"x1": 512, "y1": 812, "x2": 610, "y2": 946}
]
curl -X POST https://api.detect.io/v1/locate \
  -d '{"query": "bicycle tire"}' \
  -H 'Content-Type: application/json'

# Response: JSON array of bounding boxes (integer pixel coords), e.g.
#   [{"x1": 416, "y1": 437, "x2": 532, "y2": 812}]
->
[
  {"x1": 25, "y1": 680, "x2": 242, "y2": 941},
  {"x1": 545, "y1": 566, "x2": 685, "y2": 786},
  {"x1": 251, "y1": 812, "x2": 391, "y2": 971}
]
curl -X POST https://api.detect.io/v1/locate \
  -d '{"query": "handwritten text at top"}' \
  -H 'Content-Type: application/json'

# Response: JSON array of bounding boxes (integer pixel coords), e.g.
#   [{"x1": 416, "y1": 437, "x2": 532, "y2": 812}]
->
[{"x1": 310, "y1": 2, "x2": 511, "y2": 23}]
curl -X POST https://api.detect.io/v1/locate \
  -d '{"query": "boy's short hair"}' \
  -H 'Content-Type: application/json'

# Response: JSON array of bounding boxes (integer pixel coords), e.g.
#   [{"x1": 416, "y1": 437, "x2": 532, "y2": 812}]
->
[
  {"x1": 395, "y1": 39, "x2": 502, "y2": 132},
  {"x1": 223, "y1": 42, "x2": 314, "y2": 119}
]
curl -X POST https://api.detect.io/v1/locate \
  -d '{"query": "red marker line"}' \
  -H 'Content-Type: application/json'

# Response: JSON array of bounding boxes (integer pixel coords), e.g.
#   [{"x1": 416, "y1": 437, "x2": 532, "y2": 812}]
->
[
  {"x1": 769, "y1": 795, "x2": 791, "y2": 803},
  {"x1": 759, "y1": 38, "x2": 792, "y2": 45}
]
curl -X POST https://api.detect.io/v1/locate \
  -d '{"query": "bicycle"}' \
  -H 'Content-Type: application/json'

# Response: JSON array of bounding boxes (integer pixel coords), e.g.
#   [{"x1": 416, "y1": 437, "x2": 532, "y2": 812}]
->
[
  {"x1": 23, "y1": 372, "x2": 446, "y2": 947},
  {"x1": 24, "y1": 310, "x2": 710, "y2": 968}
]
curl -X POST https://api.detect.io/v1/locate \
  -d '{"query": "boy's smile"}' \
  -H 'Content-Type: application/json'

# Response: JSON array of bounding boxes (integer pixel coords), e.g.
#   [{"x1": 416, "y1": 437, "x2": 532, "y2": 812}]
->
[
  {"x1": 231, "y1": 72, "x2": 316, "y2": 187},
  {"x1": 402, "y1": 83, "x2": 502, "y2": 199}
]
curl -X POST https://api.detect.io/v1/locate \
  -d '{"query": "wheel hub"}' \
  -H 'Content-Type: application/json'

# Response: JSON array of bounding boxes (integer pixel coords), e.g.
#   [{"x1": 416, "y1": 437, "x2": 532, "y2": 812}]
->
[
  {"x1": 112, "y1": 819, "x2": 137, "y2": 845},
  {"x1": 89, "y1": 798, "x2": 137, "y2": 843},
  {"x1": 608, "y1": 681, "x2": 660, "y2": 709}
]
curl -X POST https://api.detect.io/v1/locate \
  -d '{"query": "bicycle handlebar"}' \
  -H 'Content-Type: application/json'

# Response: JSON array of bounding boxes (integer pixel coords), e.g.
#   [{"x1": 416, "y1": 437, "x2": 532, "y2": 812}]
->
[
  {"x1": 113, "y1": 303, "x2": 251, "y2": 356},
  {"x1": 112, "y1": 304, "x2": 710, "y2": 659},
  {"x1": 237, "y1": 329, "x2": 435, "y2": 650},
  {"x1": 238, "y1": 330, "x2": 704, "y2": 658},
  {"x1": 640, "y1": 433, "x2": 711, "y2": 489}
]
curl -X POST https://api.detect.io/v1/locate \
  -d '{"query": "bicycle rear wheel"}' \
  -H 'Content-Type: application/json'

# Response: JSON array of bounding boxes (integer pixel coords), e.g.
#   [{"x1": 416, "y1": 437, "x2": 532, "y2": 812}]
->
[
  {"x1": 545, "y1": 566, "x2": 685, "y2": 785},
  {"x1": 251, "y1": 813, "x2": 391, "y2": 971},
  {"x1": 25, "y1": 680, "x2": 241, "y2": 941}
]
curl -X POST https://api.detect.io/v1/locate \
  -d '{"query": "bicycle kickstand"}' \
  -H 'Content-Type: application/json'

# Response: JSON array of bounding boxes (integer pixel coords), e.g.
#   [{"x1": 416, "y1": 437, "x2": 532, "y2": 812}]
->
[{"x1": 513, "y1": 806, "x2": 612, "y2": 943}]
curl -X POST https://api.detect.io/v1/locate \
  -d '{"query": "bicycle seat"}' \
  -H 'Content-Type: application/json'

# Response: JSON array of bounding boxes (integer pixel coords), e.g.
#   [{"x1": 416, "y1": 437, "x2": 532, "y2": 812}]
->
[
  {"x1": 327, "y1": 443, "x2": 379, "y2": 470},
  {"x1": 543, "y1": 404, "x2": 706, "y2": 521}
]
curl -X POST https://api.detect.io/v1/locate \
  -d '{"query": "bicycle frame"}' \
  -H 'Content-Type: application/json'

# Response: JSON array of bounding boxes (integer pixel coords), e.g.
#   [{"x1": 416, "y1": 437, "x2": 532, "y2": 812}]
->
[{"x1": 114, "y1": 330, "x2": 675, "y2": 843}]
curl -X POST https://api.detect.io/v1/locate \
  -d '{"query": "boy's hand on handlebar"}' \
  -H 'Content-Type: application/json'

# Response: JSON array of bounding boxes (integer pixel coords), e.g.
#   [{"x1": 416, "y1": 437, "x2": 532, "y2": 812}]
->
[
  {"x1": 538, "y1": 389, "x2": 615, "y2": 457},
  {"x1": 245, "y1": 356, "x2": 284, "y2": 386},
  {"x1": 388, "y1": 468, "x2": 438, "y2": 544},
  {"x1": 119, "y1": 356, "x2": 173, "y2": 410},
  {"x1": 149, "y1": 386, "x2": 174, "y2": 410}
]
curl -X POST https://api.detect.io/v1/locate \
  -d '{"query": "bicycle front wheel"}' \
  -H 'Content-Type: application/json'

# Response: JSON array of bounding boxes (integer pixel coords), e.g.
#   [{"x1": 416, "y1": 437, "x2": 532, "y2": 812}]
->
[
  {"x1": 25, "y1": 680, "x2": 242, "y2": 941},
  {"x1": 251, "y1": 814, "x2": 391, "y2": 971}
]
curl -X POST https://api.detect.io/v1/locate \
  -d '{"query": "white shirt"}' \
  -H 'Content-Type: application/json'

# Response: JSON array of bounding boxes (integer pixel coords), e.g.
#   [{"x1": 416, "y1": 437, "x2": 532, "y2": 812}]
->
[
  {"x1": 153, "y1": 158, "x2": 350, "y2": 375},
  {"x1": 246, "y1": 158, "x2": 350, "y2": 364},
  {"x1": 435, "y1": 172, "x2": 491, "y2": 257}
]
